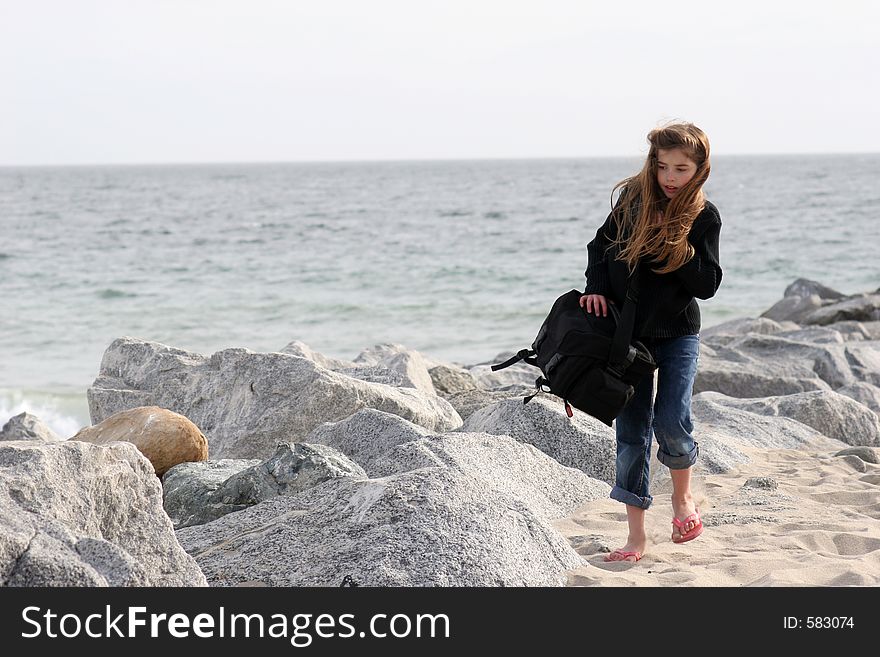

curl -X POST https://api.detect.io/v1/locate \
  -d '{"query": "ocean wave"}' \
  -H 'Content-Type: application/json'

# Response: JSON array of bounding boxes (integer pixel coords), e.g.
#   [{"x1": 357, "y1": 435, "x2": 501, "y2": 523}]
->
[{"x1": 0, "y1": 390, "x2": 89, "y2": 439}]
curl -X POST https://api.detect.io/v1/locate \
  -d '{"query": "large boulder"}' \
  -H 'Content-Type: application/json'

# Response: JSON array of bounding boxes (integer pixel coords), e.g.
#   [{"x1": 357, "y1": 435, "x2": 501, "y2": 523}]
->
[
  {"x1": 444, "y1": 388, "x2": 533, "y2": 422},
  {"x1": 801, "y1": 293, "x2": 880, "y2": 326},
  {"x1": 71, "y1": 406, "x2": 208, "y2": 477},
  {"x1": 841, "y1": 341, "x2": 880, "y2": 386},
  {"x1": 162, "y1": 443, "x2": 365, "y2": 529},
  {"x1": 306, "y1": 409, "x2": 432, "y2": 476},
  {"x1": 707, "y1": 390, "x2": 880, "y2": 447},
  {"x1": 721, "y1": 334, "x2": 859, "y2": 389},
  {"x1": 461, "y1": 396, "x2": 616, "y2": 485},
  {"x1": 278, "y1": 340, "x2": 354, "y2": 370},
  {"x1": 307, "y1": 409, "x2": 610, "y2": 517},
  {"x1": 176, "y1": 466, "x2": 587, "y2": 586},
  {"x1": 0, "y1": 440, "x2": 206, "y2": 586},
  {"x1": 366, "y1": 432, "x2": 611, "y2": 517},
  {"x1": 700, "y1": 317, "x2": 794, "y2": 341},
  {"x1": 466, "y1": 351, "x2": 538, "y2": 390},
  {"x1": 428, "y1": 364, "x2": 480, "y2": 396},
  {"x1": 836, "y1": 382, "x2": 880, "y2": 415},
  {"x1": 805, "y1": 321, "x2": 874, "y2": 342},
  {"x1": 851, "y1": 320, "x2": 880, "y2": 341},
  {"x1": 783, "y1": 278, "x2": 846, "y2": 301},
  {"x1": 693, "y1": 329, "x2": 880, "y2": 397},
  {"x1": 686, "y1": 392, "x2": 844, "y2": 474},
  {"x1": 0, "y1": 412, "x2": 63, "y2": 443},
  {"x1": 162, "y1": 458, "x2": 261, "y2": 529},
  {"x1": 694, "y1": 341, "x2": 830, "y2": 398},
  {"x1": 352, "y1": 343, "x2": 437, "y2": 395},
  {"x1": 760, "y1": 294, "x2": 823, "y2": 324},
  {"x1": 773, "y1": 326, "x2": 846, "y2": 344},
  {"x1": 87, "y1": 338, "x2": 462, "y2": 460}
]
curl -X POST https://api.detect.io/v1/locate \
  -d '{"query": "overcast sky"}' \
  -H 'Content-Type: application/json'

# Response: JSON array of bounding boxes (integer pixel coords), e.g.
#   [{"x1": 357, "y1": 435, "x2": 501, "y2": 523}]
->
[{"x1": 2, "y1": 0, "x2": 878, "y2": 165}]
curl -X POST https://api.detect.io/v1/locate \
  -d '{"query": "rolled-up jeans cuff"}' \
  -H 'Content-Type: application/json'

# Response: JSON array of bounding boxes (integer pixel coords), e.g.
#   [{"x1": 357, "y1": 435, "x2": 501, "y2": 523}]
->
[
  {"x1": 657, "y1": 441, "x2": 699, "y2": 470},
  {"x1": 610, "y1": 485, "x2": 653, "y2": 510}
]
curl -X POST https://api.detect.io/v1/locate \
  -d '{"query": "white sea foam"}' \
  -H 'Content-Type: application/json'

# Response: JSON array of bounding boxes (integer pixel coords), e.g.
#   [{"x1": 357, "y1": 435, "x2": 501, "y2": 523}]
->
[{"x1": 0, "y1": 389, "x2": 90, "y2": 439}]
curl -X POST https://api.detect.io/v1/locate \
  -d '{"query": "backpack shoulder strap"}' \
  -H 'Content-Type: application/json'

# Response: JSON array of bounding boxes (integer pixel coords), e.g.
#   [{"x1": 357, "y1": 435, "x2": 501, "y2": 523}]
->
[
  {"x1": 491, "y1": 348, "x2": 538, "y2": 371},
  {"x1": 608, "y1": 265, "x2": 640, "y2": 373}
]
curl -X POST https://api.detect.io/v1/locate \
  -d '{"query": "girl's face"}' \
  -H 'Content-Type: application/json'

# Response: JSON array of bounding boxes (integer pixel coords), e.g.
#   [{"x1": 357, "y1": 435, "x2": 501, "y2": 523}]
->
[{"x1": 656, "y1": 148, "x2": 698, "y2": 198}]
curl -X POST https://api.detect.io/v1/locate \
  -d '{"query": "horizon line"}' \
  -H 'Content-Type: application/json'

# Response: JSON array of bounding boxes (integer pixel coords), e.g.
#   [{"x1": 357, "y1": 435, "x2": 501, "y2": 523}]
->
[{"x1": 2, "y1": 150, "x2": 879, "y2": 168}]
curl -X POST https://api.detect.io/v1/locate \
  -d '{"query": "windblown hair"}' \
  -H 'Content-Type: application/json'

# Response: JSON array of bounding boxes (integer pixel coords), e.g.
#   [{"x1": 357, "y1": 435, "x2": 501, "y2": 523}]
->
[{"x1": 607, "y1": 121, "x2": 711, "y2": 275}]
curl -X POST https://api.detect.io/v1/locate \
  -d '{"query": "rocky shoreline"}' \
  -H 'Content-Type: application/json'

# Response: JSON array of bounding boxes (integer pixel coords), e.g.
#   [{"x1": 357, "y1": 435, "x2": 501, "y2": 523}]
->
[{"x1": 2, "y1": 278, "x2": 879, "y2": 586}]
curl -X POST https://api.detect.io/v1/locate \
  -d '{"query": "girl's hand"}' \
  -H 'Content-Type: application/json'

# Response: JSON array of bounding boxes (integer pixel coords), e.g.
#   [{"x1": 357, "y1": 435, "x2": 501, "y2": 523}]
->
[{"x1": 579, "y1": 294, "x2": 608, "y2": 317}]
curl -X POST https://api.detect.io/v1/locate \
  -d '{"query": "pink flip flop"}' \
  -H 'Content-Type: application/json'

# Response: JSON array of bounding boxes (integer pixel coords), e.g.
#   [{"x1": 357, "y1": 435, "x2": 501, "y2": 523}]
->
[
  {"x1": 672, "y1": 508, "x2": 704, "y2": 544},
  {"x1": 604, "y1": 549, "x2": 642, "y2": 562}
]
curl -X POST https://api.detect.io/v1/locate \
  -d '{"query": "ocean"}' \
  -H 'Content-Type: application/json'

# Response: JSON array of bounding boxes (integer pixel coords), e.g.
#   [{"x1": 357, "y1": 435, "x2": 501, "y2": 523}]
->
[{"x1": 1, "y1": 154, "x2": 878, "y2": 436}]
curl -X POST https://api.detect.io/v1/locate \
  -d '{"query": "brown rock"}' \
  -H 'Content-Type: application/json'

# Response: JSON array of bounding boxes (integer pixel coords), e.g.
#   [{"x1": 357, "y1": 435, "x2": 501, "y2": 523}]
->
[{"x1": 71, "y1": 406, "x2": 208, "y2": 476}]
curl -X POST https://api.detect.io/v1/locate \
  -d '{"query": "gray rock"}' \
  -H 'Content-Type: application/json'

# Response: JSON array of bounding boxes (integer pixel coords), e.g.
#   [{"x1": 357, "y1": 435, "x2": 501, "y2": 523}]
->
[
  {"x1": 88, "y1": 337, "x2": 462, "y2": 460},
  {"x1": 784, "y1": 278, "x2": 846, "y2": 301},
  {"x1": 823, "y1": 321, "x2": 875, "y2": 341},
  {"x1": 742, "y1": 477, "x2": 778, "y2": 490},
  {"x1": 836, "y1": 382, "x2": 880, "y2": 414},
  {"x1": 841, "y1": 341, "x2": 880, "y2": 386},
  {"x1": 760, "y1": 294, "x2": 823, "y2": 323},
  {"x1": 352, "y1": 343, "x2": 437, "y2": 395},
  {"x1": 460, "y1": 396, "x2": 616, "y2": 485},
  {"x1": 0, "y1": 440, "x2": 206, "y2": 586},
  {"x1": 467, "y1": 351, "x2": 538, "y2": 390},
  {"x1": 163, "y1": 443, "x2": 365, "y2": 529},
  {"x1": 429, "y1": 364, "x2": 480, "y2": 396},
  {"x1": 0, "y1": 412, "x2": 63, "y2": 443},
  {"x1": 368, "y1": 432, "x2": 611, "y2": 520},
  {"x1": 281, "y1": 342, "x2": 410, "y2": 388},
  {"x1": 278, "y1": 340, "x2": 354, "y2": 370},
  {"x1": 306, "y1": 409, "x2": 433, "y2": 476},
  {"x1": 444, "y1": 388, "x2": 534, "y2": 422},
  {"x1": 834, "y1": 446, "x2": 879, "y2": 464},
  {"x1": 773, "y1": 326, "x2": 846, "y2": 344},
  {"x1": 176, "y1": 467, "x2": 587, "y2": 586},
  {"x1": 802, "y1": 293, "x2": 880, "y2": 326},
  {"x1": 334, "y1": 364, "x2": 409, "y2": 387},
  {"x1": 308, "y1": 409, "x2": 609, "y2": 518},
  {"x1": 722, "y1": 334, "x2": 858, "y2": 389},
  {"x1": 704, "y1": 390, "x2": 880, "y2": 447},
  {"x1": 162, "y1": 458, "x2": 264, "y2": 529},
  {"x1": 701, "y1": 317, "x2": 789, "y2": 340},
  {"x1": 220, "y1": 442, "x2": 366, "y2": 504},
  {"x1": 837, "y1": 454, "x2": 868, "y2": 472},
  {"x1": 853, "y1": 321, "x2": 880, "y2": 341},
  {"x1": 694, "y1": 341, "x2": 831, "y2": 398},
  {"x1": 685, "y1": 392, "x2": 844, "y2": 475},
  {"x1": 695, "y1": 333, "x2": 880, "y2": 398}
]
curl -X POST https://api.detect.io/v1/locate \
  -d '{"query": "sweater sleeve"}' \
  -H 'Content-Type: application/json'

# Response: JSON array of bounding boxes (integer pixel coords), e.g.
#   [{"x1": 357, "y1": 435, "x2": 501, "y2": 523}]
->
[
  {"x1": 583, "y1": 209, "x2": 617, "y2": 296},
  {"x1": 674, "y1": 212, "x2": 723, "y2": 300}
]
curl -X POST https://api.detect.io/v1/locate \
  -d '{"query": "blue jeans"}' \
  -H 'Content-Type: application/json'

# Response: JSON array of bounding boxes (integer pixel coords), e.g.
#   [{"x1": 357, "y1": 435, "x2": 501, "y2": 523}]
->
[{"x1": 610, "y1": 333, "x2": 700, "y2": 510}]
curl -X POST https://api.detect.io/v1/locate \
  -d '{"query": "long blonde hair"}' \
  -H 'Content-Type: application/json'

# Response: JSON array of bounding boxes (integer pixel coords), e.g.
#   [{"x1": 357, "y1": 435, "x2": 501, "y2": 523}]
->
[{"x1": 608, "y1": 122, "x2": 711, "y2": 275}]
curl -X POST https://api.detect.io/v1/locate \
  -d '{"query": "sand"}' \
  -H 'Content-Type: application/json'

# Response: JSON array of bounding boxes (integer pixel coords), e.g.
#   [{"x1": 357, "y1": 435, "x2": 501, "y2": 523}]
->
[{"x1": 554, "y1": 436, "x2": 880, "y2": 586}]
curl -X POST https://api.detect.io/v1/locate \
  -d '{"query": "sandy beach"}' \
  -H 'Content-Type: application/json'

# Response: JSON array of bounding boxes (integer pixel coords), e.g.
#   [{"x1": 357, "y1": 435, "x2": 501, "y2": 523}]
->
[{"x1": 555, "y1": 436, "x2": 880, "y2": 586}]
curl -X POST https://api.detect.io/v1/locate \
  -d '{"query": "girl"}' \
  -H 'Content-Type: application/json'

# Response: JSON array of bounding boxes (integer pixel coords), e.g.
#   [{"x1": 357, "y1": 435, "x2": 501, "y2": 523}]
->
[{"x1": 580, "y1": 121, "x2": 722, "y2": 562}]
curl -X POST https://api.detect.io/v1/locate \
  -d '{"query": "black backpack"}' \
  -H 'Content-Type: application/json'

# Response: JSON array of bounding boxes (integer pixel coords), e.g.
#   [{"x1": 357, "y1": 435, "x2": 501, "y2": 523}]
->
[{"x1": 491, "y1": 272, "x2": 657, "y2": 426}]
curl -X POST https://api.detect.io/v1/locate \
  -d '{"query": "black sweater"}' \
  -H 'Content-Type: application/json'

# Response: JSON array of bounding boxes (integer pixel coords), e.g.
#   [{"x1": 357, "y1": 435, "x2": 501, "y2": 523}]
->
[{"x1": 583, "y1": 198, "x2": 723, "y2": 339}]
